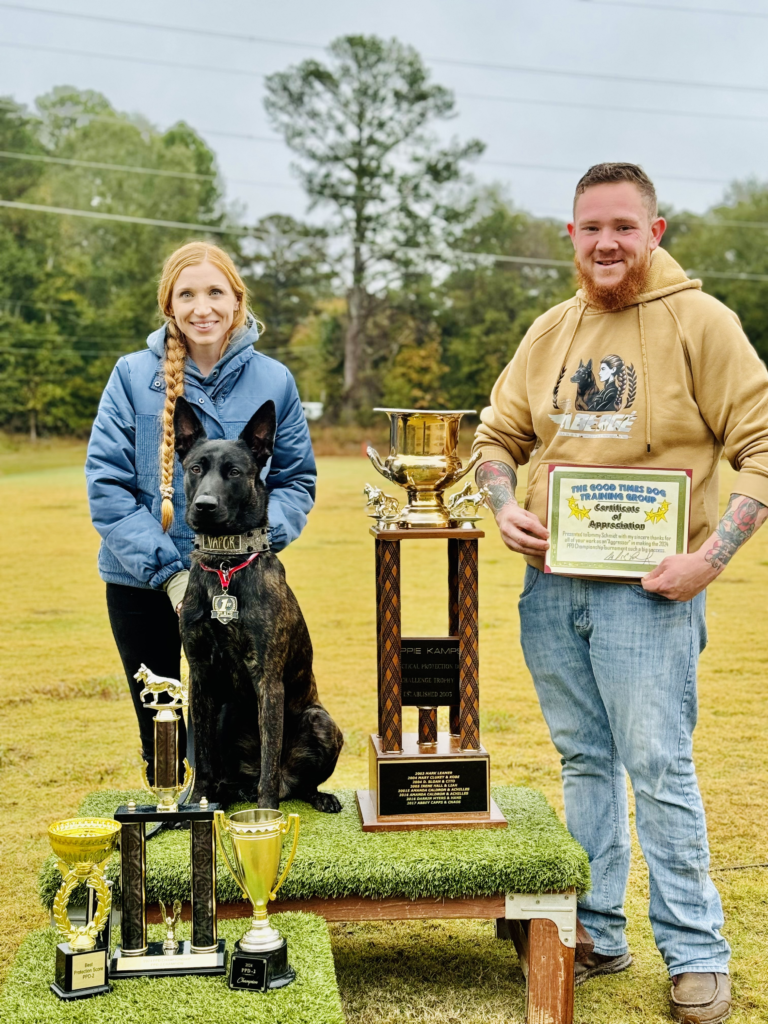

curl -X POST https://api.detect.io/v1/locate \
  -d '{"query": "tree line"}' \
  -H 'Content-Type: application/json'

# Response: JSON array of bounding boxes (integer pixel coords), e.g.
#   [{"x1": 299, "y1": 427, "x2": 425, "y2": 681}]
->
[{"x1": 1, "y1": 36, "x2": 768, "y2": 437}]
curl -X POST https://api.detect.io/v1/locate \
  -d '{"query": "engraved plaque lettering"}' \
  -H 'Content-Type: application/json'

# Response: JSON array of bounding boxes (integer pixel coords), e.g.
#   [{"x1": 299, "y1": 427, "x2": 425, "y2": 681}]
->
[
  {"x1": 71, "y1": 951, "x2": 106, "y2": 990},
  {"x1": 378, "y1": 758, "x2": 489, "y2": 816},
  {"x1": 401, "y1": 637, "x2": 460, "y2": 706}
]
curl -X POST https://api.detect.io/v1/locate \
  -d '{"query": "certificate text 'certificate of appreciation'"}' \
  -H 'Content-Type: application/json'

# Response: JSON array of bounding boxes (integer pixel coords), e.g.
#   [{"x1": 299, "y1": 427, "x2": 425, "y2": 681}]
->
[{"x1": 545, "y1": 465, "x2": 691, "y2": 578}]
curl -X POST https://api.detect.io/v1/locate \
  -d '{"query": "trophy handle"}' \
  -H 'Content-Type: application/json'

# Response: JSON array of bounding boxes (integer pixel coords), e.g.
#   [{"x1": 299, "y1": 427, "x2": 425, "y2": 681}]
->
[
  {"x1": 367, "y1": 446, "x2": 395, "y2": 483},
  {"x1": 213, "y1": 810, "x2": 249, "y2": 901},
  {"x1": 269, "y1": 813, "x2": 300, "y2": 901},
  {"x1": 447, "y1": 448, "x2": 482, "y2": 486},
  {"x1": 182, "y1": 758, "x2": 195, "y2": 802}
]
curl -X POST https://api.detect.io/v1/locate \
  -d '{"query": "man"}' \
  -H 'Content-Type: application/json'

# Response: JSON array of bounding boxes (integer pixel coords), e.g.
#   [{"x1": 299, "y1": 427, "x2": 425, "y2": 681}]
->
[{"x1": 473, "y1": 163, "x2": 768, "y2": 1024}]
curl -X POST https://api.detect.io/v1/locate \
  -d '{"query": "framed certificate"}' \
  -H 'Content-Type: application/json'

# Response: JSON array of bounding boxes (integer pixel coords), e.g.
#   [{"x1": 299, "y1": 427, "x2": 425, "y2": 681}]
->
[{"x1": 545, "y1": 464, "x2": 692, "y2": 578}]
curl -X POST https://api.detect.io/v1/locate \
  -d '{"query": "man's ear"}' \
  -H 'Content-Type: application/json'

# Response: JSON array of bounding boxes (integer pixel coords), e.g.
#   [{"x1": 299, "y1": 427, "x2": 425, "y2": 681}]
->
[
  {"x1": 239, "y1": 400, "x2": 276, "y2": 469},
  {"x1": 174, "y1": 396, "x2": 207, "y2": 460}
]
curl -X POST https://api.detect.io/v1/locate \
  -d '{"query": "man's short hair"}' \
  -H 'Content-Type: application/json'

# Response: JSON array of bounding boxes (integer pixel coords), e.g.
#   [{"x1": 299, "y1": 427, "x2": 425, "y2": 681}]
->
[{"x1": 573, "y1": 163, "x2": 657, "y2": 218}]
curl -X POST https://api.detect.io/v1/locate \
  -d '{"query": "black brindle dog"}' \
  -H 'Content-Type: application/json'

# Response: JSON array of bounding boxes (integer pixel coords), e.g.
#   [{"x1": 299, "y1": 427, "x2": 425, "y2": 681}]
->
[{"x1": 174, "y1": 396, "x2": 343, "y2": 812}]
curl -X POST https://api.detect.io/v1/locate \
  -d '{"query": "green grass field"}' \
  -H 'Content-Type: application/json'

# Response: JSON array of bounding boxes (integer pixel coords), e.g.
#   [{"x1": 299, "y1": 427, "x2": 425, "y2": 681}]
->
[{"x1": 1, "y1": 438, "x2": 767, "y2": 1022}]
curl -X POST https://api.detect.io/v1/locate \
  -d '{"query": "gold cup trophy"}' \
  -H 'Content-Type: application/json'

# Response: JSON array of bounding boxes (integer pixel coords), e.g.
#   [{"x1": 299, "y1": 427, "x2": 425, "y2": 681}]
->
[
  {"x1": 359, "y1": 407, "x2": 506, "y2": 831},
  {"x1": 48, "y1": 817, "x2": 121, "y2": 1000},
  {"x1": 215, "y1": 808, "x2": 300, "y2": 990}
]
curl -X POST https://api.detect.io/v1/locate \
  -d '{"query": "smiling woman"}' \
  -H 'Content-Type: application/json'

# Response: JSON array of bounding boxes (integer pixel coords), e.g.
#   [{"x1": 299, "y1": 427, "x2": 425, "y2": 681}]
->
[{"x1": 84, "y1": 240, "x2": 316, "y2": 781}]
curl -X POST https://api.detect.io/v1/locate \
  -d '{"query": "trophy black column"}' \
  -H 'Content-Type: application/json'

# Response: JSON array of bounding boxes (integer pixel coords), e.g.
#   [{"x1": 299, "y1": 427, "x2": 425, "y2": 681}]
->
[
  {"x1": 190, "y1": 819, "x2": 218, "y2": 953},
  {"x1": 119, "y1": 822, "x2": 147, "y2": 955}
]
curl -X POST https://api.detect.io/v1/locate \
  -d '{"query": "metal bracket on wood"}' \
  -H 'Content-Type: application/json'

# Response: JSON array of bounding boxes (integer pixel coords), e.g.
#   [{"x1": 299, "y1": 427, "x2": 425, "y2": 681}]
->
[{"x1": 504, "y1": 893, "x2": 577, "y2": 948}]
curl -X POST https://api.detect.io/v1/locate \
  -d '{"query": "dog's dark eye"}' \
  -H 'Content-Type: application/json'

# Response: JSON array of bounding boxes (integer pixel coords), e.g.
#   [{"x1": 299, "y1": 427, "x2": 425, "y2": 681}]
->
[
  {"x1": 190, "y1": 465, "x2": 202, "y2": 475},
  {"x1": 229, "y1": 468, "x2": 241, "y2": 477}
]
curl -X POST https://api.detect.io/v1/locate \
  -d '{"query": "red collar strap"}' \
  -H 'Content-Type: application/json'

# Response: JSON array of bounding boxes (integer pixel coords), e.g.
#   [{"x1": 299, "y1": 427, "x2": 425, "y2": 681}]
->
[{"x1": 200, "y1": 551, "x2": 260, "y2": 590}]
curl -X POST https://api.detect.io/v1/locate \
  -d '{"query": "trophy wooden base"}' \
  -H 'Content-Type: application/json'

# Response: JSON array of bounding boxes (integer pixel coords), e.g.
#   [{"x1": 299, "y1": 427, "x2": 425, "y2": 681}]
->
[
  {"x1": 110, "y1": 939, "x2": 226, "y2": 977},
  {"x1": 357, "y1": 733, "x2": 508, "y2": 832},
  {"x1": 228, "y1": 938, "x2": 296, "y2": 991},
  {"x1": 51, "y1": 943, "x2": 110, "y2": 1000}
]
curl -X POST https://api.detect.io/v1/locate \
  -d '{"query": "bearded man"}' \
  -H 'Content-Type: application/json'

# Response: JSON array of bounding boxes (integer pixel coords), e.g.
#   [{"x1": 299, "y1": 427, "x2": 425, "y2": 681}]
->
[{"x1": 473, "y1": 163, "x2": 768, "y2": 1024}]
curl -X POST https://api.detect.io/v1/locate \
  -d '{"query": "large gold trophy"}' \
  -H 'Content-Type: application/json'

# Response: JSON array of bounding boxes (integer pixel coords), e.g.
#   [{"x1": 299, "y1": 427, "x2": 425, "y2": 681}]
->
[
  {"x1": 366, "y1": 408, "x2": 483, "y2": 528},
  {"x1": 215, "y1": 808, "x2": 300, "y2": 991},
  {"x1": 359, "y1": 407, "x2": 506, "y2": 831},
  {"x1": 48, "y1": 817, "x2": 121, "y2": 1000}
]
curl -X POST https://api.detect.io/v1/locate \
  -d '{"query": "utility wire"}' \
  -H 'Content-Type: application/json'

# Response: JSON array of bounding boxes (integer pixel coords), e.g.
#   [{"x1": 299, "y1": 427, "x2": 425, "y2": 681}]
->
[
  {"x1": 1, "y1": 147, "x2": 762, "y2": 195},
  {"x1": 3, "y1": 35, "x2": 768, "y2": 96},
  {"x1": 3, "y1": 199, "x2": 768, "y2": 281},
  {"x1": 6, "y1": 90, "x2": 768, "y2": 132},
  {"x1": 4, "y1": 3, "x2": 768, "y2": 91},
  {"x1": 580, "y1": 0, "x2": 768, "y2": 17}
]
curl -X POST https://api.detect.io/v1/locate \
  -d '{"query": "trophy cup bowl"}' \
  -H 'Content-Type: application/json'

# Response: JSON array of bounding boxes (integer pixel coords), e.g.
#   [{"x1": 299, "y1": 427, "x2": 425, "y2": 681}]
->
[
  {"x1": 215, "y1": 808, "x2": 300, "y2": 991},
  {"x1": 367, "y1": 408, "x2": 481, "y2": 528},
  {"x1": 48, "y1": 817, "x2": 121, "y2": 1000}
]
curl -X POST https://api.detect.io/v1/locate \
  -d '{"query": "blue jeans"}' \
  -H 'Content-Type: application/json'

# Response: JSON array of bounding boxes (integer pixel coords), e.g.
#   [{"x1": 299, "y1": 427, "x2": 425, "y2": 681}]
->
[{"x1": 518, "y1": 567, "x2": 730, "y2": 976}]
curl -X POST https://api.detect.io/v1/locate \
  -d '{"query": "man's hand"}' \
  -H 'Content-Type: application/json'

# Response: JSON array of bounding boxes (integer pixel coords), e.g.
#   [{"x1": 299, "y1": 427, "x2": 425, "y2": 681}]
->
[
  {"x1": 495, "y1": 502, "x2": 550, "y2": 556},
  {"x1": 642, "y1": 550, "x2": 720, "y2": 602},
  {"x1": 643, "y1": 493, "x2": 768, "y2": 601},
  {"x1": 476, "y1": 460, "x2": 550, "y2": 555}
]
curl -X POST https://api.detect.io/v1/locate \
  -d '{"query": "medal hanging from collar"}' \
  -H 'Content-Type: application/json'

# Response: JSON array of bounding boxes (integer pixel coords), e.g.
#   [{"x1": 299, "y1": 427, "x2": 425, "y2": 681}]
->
[{"x1": 200, "y1": 551, "x2": 260, "y2": 624}]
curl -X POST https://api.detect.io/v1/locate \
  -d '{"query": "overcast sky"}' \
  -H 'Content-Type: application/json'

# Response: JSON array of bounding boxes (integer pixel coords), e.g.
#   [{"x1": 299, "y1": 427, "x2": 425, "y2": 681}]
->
[{"x1": 2, "y1": 0, "x2": 768, "y2": 228}]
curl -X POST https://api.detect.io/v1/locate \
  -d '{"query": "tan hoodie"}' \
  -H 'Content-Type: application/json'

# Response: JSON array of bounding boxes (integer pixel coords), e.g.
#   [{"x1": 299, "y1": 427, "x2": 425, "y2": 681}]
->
[{"x1": 473, "y1": 247, "x2": 768, "y2": 571}]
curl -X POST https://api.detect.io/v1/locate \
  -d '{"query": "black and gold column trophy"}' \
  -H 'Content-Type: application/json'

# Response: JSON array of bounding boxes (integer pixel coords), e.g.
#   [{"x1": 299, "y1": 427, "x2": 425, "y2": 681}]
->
[
  {"x1": 48, "y1": 818, "x2": 121, "y2": 999},
  {"x1": 110, "y1": 664, "x2": 226, "y2": 977},
  {"x1": 357, "y1": 408, "x2": 507, "y2": 831}
]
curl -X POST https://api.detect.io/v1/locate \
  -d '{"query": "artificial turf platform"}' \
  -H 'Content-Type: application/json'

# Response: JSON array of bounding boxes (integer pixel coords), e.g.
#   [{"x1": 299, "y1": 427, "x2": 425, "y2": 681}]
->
[
  {"x1": 38, "y1": 786, "x2": 590, "y2": 909},
  {"x1": 0, "y1": 914, "x2": 344, "y2": 1024}
]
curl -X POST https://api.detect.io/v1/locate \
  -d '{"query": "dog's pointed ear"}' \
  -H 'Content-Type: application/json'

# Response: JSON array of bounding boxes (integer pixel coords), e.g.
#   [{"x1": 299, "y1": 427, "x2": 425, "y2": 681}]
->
[
  {"x1": 586, "y1": 358, "x2": 592, "y2": 372},
  {"x1": 174, "y1": 396, "x2": 207, "y2": 460},
  {"x1": 239, "y1": 400, "x2": 276, "y2": 468},
  {"x1": 578, "y1": 359, "x2": 584, "y2": 368}
]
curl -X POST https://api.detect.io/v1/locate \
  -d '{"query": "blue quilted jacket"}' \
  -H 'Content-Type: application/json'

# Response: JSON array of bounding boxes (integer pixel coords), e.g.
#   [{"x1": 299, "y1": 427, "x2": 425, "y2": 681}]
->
[{"x1": 85, "y1": 319, "x2": 316, "y2": 589}]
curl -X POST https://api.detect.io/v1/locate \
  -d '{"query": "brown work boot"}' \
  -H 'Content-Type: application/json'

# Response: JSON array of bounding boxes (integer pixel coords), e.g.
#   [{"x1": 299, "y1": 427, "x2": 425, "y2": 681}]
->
[
  {"x1": 574, "y1": 949, "x2": 632, "y2": 986},
  {"x1": 669, "y1": 973, "x2": 731, "y2": 1024}
]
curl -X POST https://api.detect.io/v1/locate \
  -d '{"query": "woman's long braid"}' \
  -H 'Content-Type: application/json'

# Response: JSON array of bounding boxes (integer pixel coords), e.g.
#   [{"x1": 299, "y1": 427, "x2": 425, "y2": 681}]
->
[{"x1": 159, "y1": 321, "x2": 186, "y2": 531}]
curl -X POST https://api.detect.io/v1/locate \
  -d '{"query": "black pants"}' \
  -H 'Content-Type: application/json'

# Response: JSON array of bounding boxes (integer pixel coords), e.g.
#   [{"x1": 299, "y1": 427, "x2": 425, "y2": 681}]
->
[{"x1": 106, "y1": 583, "x2": 192, "y2": 782}]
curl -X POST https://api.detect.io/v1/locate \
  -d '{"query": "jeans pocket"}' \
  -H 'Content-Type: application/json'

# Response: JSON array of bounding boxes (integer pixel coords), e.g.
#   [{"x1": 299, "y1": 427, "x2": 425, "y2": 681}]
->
[
  {"x1": 629, "y1": 583, "x2": 672, "y2": 603},
  {"x1": 519, "y1": 565, "x2": 541, "y2": 600}
]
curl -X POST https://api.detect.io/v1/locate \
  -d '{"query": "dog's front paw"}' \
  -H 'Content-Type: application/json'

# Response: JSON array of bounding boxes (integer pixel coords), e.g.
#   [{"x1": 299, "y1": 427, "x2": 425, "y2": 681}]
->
[{"x1": 308, "y1": 791, "x2": 342, "y2": 814}]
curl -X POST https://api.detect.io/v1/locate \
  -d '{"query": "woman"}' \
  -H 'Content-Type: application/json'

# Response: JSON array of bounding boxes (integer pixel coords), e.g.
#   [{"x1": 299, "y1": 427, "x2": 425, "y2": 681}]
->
[{"x1": 86, "y1": 241, "x2": 315, "y2": 781}]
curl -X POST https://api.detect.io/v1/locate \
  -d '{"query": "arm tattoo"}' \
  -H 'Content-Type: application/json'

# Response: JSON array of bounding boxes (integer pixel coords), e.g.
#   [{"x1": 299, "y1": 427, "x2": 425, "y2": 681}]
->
[
  {"x1": 476, "y1": 461, "x2": 517, "y2": 514},
  {"x1": 704, "y1": 493, "x2": 768, "y2": 570}
]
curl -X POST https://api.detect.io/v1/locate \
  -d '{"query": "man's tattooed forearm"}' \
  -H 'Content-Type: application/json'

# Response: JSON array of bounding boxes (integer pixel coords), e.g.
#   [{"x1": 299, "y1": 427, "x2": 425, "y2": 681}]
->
[
  {"x1": 704, "y1": 493, "x2": 768, "y2": 570},
  {"x1": 476, "y1": 461, "x2": 517, "y2": 514}
]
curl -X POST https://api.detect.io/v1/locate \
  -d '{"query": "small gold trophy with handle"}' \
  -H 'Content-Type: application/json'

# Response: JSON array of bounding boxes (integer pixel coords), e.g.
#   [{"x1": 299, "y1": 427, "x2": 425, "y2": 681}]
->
[
  {"x1": 48, "y1": 817, "x2": 121, "y2": 1000},
  {"x1": 214, "y1": 808, "x2": 300, "y2": 990}
]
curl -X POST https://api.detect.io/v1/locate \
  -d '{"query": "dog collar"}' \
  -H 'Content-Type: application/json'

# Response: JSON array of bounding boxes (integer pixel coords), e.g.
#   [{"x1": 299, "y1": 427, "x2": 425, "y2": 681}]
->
[{"x1": 193, "y1": 528, "x2": 270, "y2": 555}]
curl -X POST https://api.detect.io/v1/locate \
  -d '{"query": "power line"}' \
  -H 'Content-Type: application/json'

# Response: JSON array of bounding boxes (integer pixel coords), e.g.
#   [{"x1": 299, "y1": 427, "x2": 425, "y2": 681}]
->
[
  {"x1": 0, "y1": 149, "x2": 300, "y2": 191},
  {"x1": 0, "y1": 198, "x2": 241, "y2": 233},
  {"x1": 2, "y1": 147, "x2": 764, "y2": 199},
  {"x1": 580, "y1": 0, "x2": 768, "y2": 17},
  {"x1": 3, "y1": 35, "x2": 768, "y2": 96},
  {"x1": 4, "y1": 198, "x2": 768, "y2": 282}
]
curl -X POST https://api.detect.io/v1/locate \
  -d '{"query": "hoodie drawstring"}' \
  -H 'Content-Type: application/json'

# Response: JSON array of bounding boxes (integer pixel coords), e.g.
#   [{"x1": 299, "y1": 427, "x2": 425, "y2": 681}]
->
[
  {"x1": 638, "y1": 303, "x2": 652, "y2": 453},
  {"x1": 554, "y1": 301, "x2": 589, "y2": 408}
]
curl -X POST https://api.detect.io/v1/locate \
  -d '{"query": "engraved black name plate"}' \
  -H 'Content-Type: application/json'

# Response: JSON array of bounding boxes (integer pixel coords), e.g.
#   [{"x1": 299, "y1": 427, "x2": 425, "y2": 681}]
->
[
  {"x1": 401, "y1": 637, "x2": 460, "y2": 706},
  {"x1": 228, "y1": 939, "x2": 295, "y2": 992},
  {"x1": 378, "y1": 758, "x2": 489, "y2": 816}
]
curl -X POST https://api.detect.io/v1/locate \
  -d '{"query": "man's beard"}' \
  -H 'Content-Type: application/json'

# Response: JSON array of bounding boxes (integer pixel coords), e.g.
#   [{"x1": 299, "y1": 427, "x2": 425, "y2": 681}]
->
[{"x1": 575, "y1": 250, "x2": 651, "y2": 311}]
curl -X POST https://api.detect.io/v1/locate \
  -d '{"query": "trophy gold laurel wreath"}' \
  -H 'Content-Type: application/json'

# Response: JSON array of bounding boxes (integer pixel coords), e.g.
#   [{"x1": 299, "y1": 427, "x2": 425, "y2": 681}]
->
[{"x1": 48, "y1": 818, "x2": 121, "y2": 952}]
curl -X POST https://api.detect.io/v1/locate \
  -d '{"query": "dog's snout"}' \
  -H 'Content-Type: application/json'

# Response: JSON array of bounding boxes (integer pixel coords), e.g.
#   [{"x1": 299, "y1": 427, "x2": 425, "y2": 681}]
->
[{"x1": 194, "y1": 494, "x2": 219, "y2": 512}]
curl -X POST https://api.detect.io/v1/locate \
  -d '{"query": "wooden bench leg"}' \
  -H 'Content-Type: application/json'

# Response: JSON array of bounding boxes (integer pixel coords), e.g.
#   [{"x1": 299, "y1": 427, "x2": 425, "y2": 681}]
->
[{"x1": 526, "y1": 918, "x2": 574, "y2": 1024}]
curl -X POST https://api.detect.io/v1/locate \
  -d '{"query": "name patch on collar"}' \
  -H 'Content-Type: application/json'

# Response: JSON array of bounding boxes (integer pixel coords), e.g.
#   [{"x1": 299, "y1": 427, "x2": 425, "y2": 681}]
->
[{"x1": 194, "y1": 528, "x2": 270, "y2": 555}]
